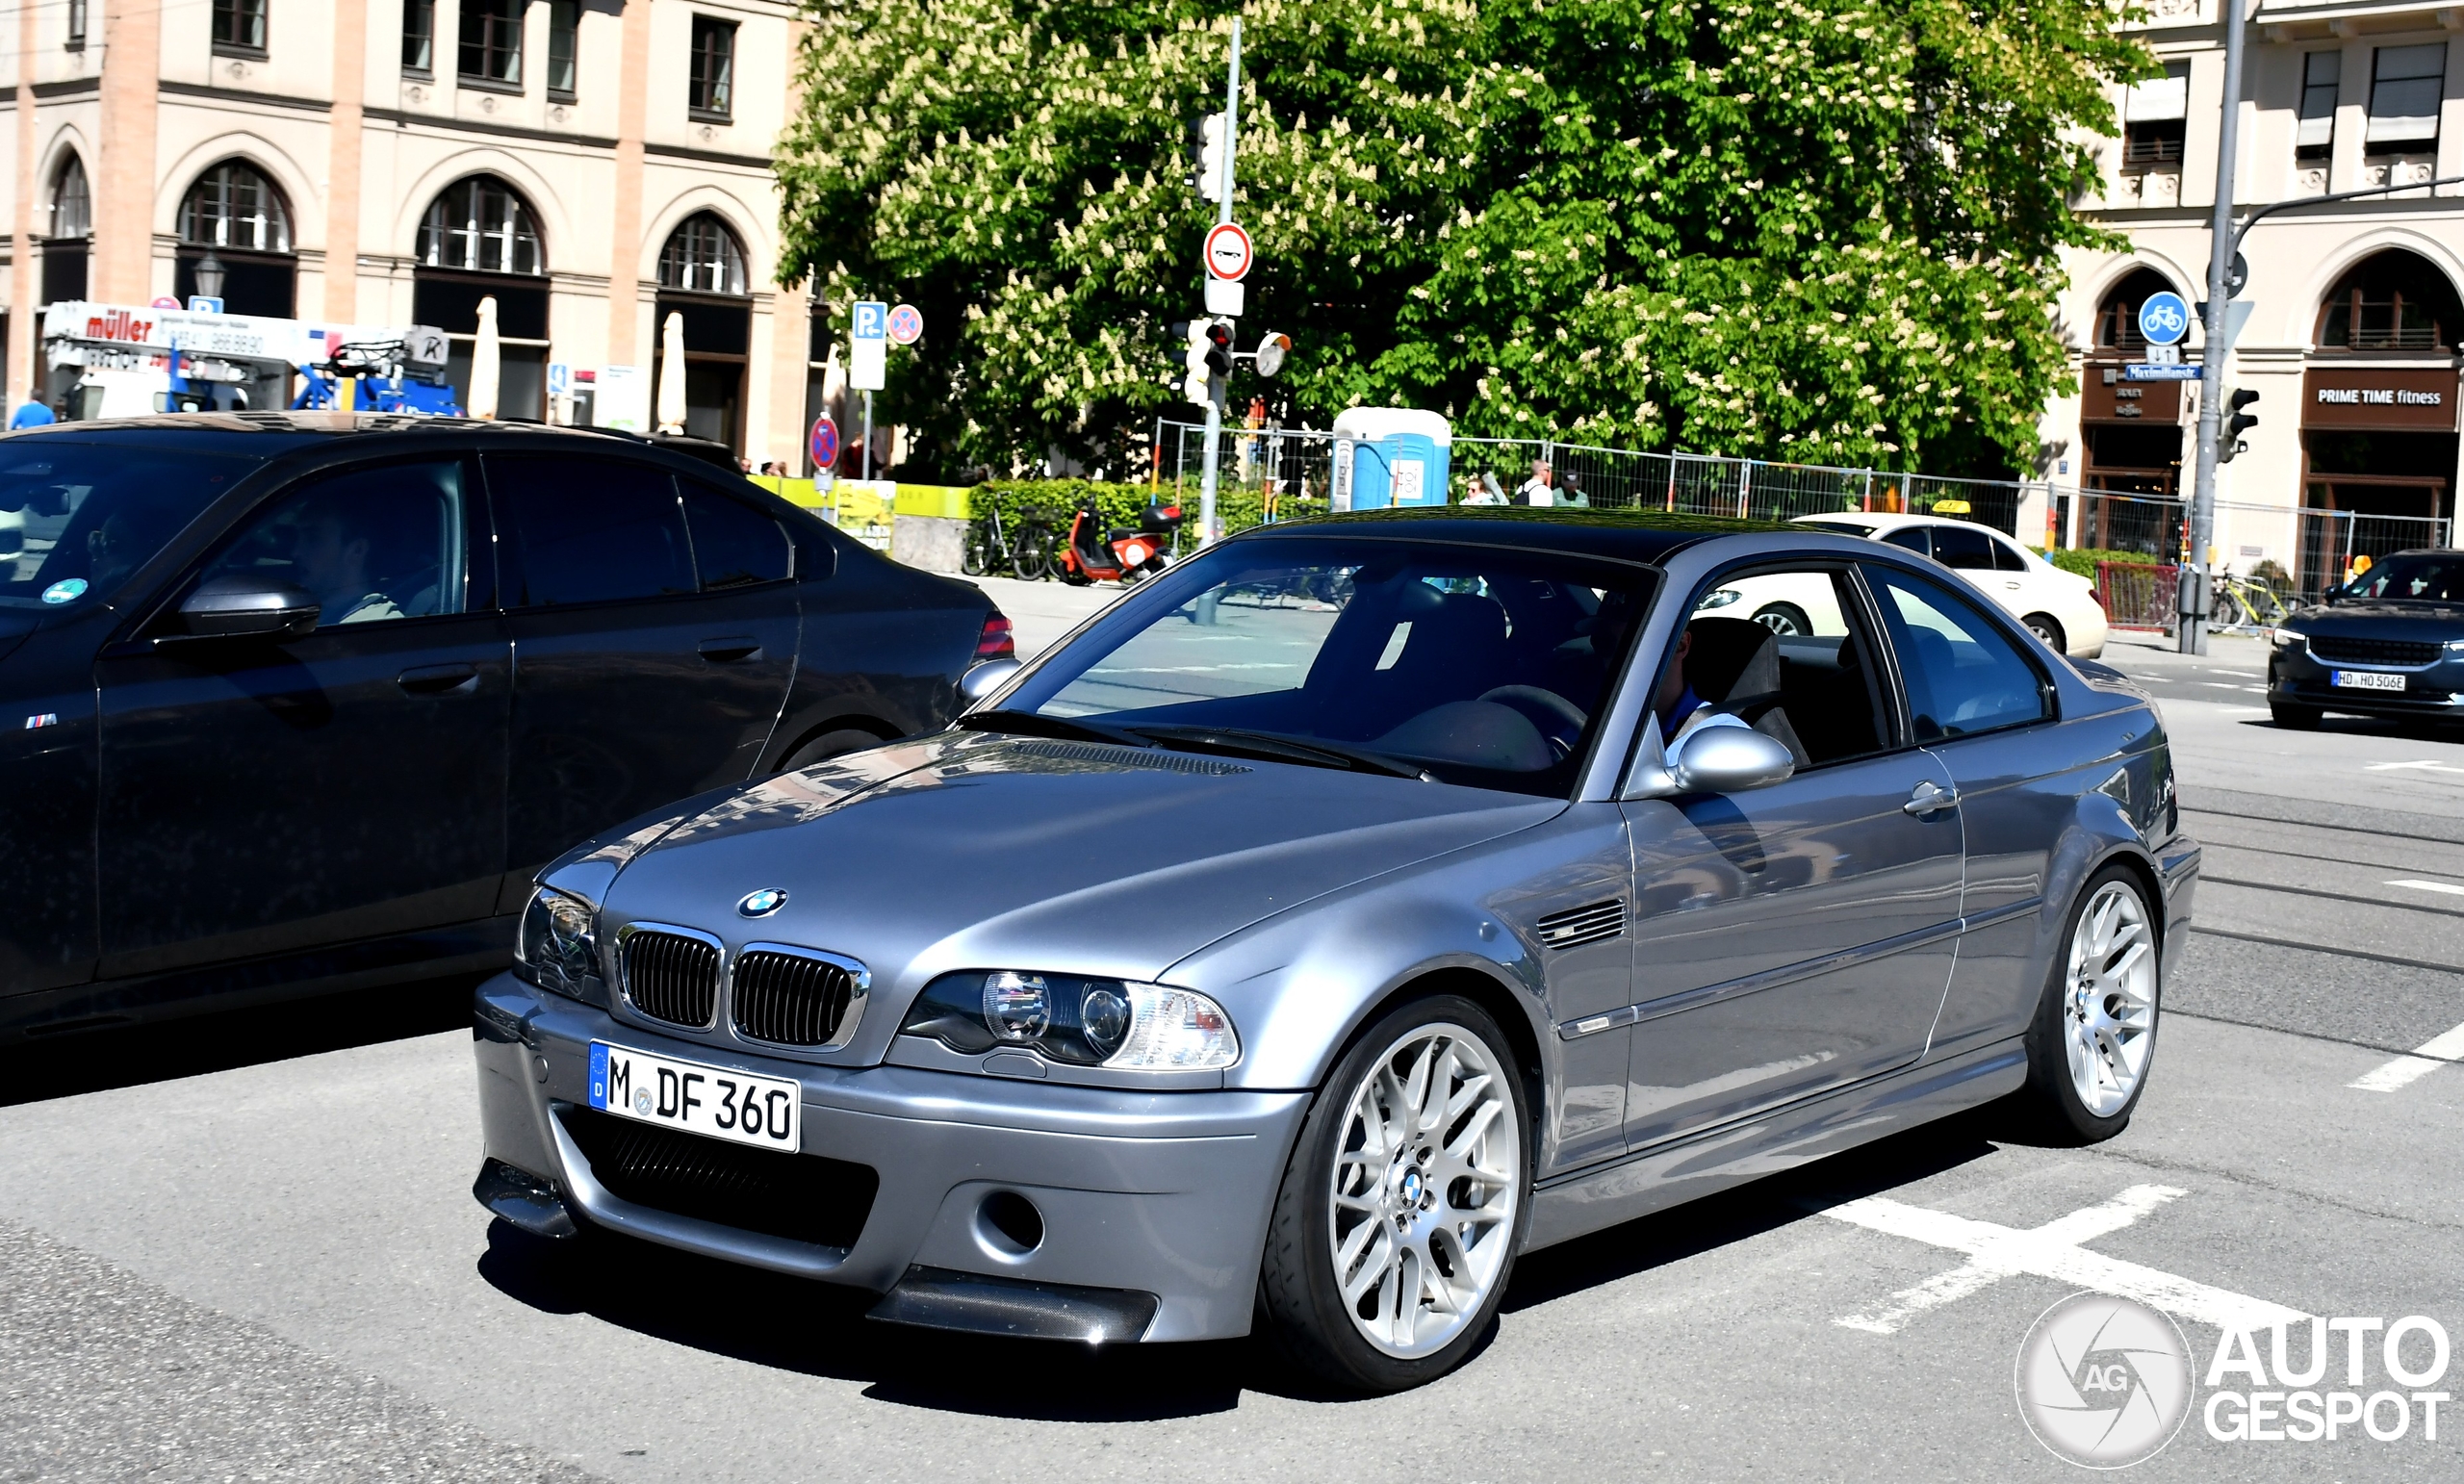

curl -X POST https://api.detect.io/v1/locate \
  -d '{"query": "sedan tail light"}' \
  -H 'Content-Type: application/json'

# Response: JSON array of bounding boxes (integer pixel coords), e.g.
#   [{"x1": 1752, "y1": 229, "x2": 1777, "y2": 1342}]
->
[{"x1": 976, "y1": 611, "x2": 1015, "y2": 659}]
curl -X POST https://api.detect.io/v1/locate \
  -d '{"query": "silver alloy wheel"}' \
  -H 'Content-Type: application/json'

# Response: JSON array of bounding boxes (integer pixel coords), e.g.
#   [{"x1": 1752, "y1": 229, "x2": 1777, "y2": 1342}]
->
[
  {"x1": 1327, "y1": 1022, "x2": 1521, "y2": 1358},
  {"x1": 2065, "y1": 882, "x2": 2158, "y2": 1116}
]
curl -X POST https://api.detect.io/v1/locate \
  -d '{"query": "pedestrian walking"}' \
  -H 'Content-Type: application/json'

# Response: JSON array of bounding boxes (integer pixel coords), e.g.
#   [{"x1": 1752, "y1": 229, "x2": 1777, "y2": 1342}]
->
[{"x1": 1516, "y1": 459, "x2": 1554, "y2": 506}]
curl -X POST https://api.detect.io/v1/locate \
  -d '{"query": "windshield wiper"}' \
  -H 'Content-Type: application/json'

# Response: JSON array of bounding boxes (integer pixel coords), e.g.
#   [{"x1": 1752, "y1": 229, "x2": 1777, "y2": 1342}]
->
[
  {"x1": 1125, "y1": 724, "x2": 1426, "y2": 780},
  {"x1": 956, "y1": 709, "x2": 1156, "y2": 749}
]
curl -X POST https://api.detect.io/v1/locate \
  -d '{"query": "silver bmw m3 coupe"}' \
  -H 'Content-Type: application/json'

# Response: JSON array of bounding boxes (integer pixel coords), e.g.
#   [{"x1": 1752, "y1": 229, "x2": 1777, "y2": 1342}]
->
[{"x1": 471, "y1": 508, "x2": 2197, "y2": 1392}]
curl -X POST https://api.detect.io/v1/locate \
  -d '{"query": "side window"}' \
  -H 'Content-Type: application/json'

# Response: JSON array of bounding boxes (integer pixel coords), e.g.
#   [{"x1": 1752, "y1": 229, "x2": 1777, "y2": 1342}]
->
[
  {"x1": 681, "y1": 482, "x2": 791, "y2": 589},
  {"x1": 192, "y1": 459, "x2": 468, "y2": 627},
  {"x1": 1883, "y1": 526, "x2": 1931, "y2": 557},
  {"x1": 493, "y1": 457, "x2": 694, "y2": 606},
  {"x1": 1686, "y1": 567, "x2": 1891, "y2": 766},
  {"x1": 1864, "y1": 565, "x2": 2050, "y2": 741},
  {"x1": 1928, "y1": 524, "x2": 1996, "y2": 572},
  {"x1": 1990, "y1": 535, "x2": 2032, "y2": 573}
]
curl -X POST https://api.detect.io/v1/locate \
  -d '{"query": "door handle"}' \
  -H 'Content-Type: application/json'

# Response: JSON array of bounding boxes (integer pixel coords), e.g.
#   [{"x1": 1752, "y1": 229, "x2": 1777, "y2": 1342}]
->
[
  {"x1": 698, "y1": 636, "x2": 762, "y2": 662},
  {"x1": 397, "y1": 662, "x2": 479, "y2": 695},
  {"x1": 2004, "y1": 580, "x2": 2023, "y2": 590},
  {"x1": 1904, "y1": 780, "x2": 1961, "y2": 817}
]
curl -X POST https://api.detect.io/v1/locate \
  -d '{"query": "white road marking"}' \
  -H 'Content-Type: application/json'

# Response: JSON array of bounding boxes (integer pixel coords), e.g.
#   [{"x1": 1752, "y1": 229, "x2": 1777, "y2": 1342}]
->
[
  {"x1": 2349, "y1": 1018, "x2": 2464, "y2": 1092},
  {"x1": 2387, "y1": 878, "x2": 2464, "y2": 897},
  {"x1": 2367, "y1": 760, "x2": 2464, "y2": 775},
  {"x1": 1821, "y1": 1184, "x2": 2306, "y2": 1335}
]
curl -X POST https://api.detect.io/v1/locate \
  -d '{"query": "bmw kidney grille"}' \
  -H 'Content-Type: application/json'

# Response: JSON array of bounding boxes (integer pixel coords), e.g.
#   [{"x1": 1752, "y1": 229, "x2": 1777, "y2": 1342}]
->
[
  {"x1": 622, "y1": 931, "x2": 721, "y2": 1028},
  {"x1": 732, "y1": 950, "x2": 860, "y2": 1047}
]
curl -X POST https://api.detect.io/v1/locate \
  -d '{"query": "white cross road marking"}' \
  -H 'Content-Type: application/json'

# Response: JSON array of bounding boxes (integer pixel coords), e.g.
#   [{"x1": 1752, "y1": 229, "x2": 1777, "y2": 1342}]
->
[
  {"x1": 2387, "y1": 878, "x2": 2464, "y2": 897},
  {"x1": 2349, "y1": 1019, "x2": 2464, "y2": 1092},
  {"x1": 1819, "y1": 1184, "x2": 2306, "y2": 1336}
]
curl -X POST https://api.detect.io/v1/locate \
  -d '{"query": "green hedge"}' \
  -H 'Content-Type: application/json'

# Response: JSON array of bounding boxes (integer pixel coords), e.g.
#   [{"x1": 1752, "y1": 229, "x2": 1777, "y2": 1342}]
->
[
  {"x1": 2040, "y1": 547, "x2": 2168, "y2": 579},
  {"x1": 965, "y1": 477, "x2": 1328, "y2": 554}
]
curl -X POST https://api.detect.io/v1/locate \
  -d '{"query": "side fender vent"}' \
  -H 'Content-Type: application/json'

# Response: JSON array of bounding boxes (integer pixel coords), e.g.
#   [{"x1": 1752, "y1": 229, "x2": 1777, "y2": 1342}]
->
[{"x1": 1535, "y1": 899, "x2": 1625, "y2": 950}]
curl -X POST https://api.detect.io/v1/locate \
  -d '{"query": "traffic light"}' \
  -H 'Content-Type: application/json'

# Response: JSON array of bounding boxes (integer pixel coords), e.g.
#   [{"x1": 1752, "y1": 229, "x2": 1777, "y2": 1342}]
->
[
  {"x1": 1203, "y1": 320, "x2": 1234, "y2": 378},
  {"x1": 1194, "y1": 114, "x2": 1226, "y2": 202},
  {"x1": 2220, "y1": 388, "x2": 2259, "y2": 463},
  {"x1": 1179, "y1": 320, "x2": 1213, "y2": 405}
]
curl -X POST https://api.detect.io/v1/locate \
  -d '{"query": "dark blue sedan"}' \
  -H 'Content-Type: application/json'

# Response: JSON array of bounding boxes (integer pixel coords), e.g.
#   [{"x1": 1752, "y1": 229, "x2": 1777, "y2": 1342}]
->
[{"x1": 2270, "y1": 550, "x2": 2464, "y2": 729}]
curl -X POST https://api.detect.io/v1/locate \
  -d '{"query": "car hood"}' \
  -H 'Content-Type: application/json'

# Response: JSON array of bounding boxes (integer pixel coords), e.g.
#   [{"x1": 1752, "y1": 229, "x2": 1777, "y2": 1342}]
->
[
  {"x1": 2297, "y1": 601, "x2": 2464, "y2": 636},
  {"x1": 0, "y1": 609, "x2": 37, "y2": 667},
  {"x1": 584, "y1": 729, "x2": 1562, "y2": 988}
]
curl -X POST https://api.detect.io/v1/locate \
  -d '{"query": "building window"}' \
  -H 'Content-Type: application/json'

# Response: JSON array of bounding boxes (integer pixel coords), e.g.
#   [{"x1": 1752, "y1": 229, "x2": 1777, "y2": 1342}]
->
[
  {"x1": 2368, "y1": 43, "x2": 2446, "y2": 155},
  {"x1": 50, "y1": 158, "x2": 90, "y2": 240},
  {"x1": 660, "y1": 213, "x2": 748, "y2": 295},
  {"x1": 179, "y1": 162, "x2": 291, "y2": 252},
  {"x1": 460, "y1": 0, "x2": 524, "y2": 88},
  {"x1": 549, "y1": 1, "x2": 578, "y2": 99},
  {"x1": 2121, "y1": 61, "x2": 2189, "y2": 167},
  {"x1": 65, "y1": 0, "x2": 87, "y2": 52},
  {"x1": 2297, "y1": 52, "x2": 2339, "y2": 164},
  {"x1": 2317, "y1": 250, "x2": 2460, "y2": 351},
  {"x1": 689, "y1": 15, "x2": 736, "y2": 120},
  {"x1": 212, "y1": 0, "x2": 268, "y2": 56},
  {"x1": 403, "y1": 0, "x2": 435, "y2": 75},
  {"x1": 418, "y1": 176, "x2": 546, "y2": 276},
  {"x1": 2092, "y1": 268, "x2": 2179, "y2": 353}
]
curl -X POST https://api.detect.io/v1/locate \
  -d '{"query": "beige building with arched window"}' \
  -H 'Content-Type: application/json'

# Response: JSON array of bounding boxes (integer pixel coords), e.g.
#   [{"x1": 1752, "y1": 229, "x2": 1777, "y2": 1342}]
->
[
  {"x1": 0, "y1": 0, "x2": 834, "y2": 467},
  {"x1": 2046, "y1": 0, "x2": 2464, "y2": 593}
]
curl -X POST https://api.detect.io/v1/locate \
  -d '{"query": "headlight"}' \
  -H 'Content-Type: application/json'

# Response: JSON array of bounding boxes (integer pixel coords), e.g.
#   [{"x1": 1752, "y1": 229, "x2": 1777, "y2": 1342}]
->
[
  {"x1": 1696, "y1": 588, "x2": 1743, "y2": 609},
  {"x1": 900, "y1": 971, "x2": 1240, "y2": 1070},
  {"x1": 2272, "y1": 627, "x2": 2308, "y2": 648},
  {"x1": 517, "y1": 887, "x2": 606, "y2": 1006}
]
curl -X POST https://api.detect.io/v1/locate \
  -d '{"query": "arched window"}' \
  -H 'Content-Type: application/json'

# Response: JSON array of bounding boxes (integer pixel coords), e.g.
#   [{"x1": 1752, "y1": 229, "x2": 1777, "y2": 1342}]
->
[
  {"x1": 2316, "y1": 250, "x2": 2464, "y2": 352},
  {"x1": 2092, "y1": 268, "x2": 2181, "y2": 352},
  {"x1": 178, "y1": 161, "x2": 291, "y2": 252},
  {"x1": 49, "y1": 157, "x2": 90, "y2": 240},
  {"x1": 658, "y1": 212, "x2": 747, "y2": 295},
  {"x1": 417, "y1": 175, "x2": 544, "y2": 275}
]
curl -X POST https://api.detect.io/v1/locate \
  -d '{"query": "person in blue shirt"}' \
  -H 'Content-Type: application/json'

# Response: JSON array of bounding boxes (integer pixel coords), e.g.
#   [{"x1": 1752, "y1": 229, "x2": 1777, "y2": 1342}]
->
[{"x1": 11, "y1": 399, "x2": 57, "y2": 429}]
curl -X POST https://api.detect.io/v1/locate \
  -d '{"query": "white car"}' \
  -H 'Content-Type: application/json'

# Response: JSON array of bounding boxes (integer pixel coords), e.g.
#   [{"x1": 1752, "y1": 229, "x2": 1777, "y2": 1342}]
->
[{"x1": 1692, "y1": 513, "x2": 2107, "y2": 658}]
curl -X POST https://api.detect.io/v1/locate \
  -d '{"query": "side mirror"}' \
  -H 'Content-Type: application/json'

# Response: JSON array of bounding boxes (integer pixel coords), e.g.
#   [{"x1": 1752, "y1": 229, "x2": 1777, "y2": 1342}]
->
[
  {"x1": 959, "y1": 656, "x2": 1022, "y2": 708},
  {"x1": 2322, "y1": 586, "x2": 2343, "y2": 606},
  {"x1": 175, "y1": 575, "x2": 321, "y2": 640},
  {"x1": 1669, "y1": 726, "x2": 1796, "y2": 794}
]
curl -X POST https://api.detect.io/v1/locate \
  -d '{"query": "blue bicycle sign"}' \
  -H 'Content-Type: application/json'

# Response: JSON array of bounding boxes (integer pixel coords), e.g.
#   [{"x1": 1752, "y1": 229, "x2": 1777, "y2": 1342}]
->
[{"x1": 2137, "y1": 291, "x2": 2192, "y2": 346}]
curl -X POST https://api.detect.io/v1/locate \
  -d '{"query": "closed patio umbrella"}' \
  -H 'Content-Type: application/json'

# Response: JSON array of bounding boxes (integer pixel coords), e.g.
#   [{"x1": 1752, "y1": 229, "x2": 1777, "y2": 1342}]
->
[
  {"x1": 655, "y1": 312, "x2": 687, "y2": 435},
  {"x1": 468, "y1": 295, "x2": 501, "y2": 420}
]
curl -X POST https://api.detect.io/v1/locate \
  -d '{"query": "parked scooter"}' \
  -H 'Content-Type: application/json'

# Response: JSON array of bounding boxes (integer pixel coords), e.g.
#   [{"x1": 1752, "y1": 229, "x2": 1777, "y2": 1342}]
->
[{"x1": 1057, "y1": 499, "x2": 1183, "y2": 586}]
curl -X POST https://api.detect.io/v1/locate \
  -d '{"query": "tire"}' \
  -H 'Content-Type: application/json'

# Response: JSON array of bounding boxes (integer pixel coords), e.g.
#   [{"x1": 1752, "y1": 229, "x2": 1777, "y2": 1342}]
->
[
  {"x1": 2270, "y1": 703, "x2": 2322, "y2": 730},
  {"x1": 961, "y1": 528, "x2": 989, "y2": 577},
  {"x1": 1751, "y1": 602, "x2": 1810, "y2": 636},
  {"x1": 1011, "y1": 527, "x2": 1054, "y2": 582},
  {"x1": 2018, "y1": 866, "x2": 2162, "y2": 1144},
  {"x1": 2022, "y1": 613, "x2": 2066, "y2": 653},
  {"x1": 775, "y1": 728, "x2": 883, "y2": 774},
  {"x1": 1256, "y1": 994, "x2": 1532, "y2": 1394}
]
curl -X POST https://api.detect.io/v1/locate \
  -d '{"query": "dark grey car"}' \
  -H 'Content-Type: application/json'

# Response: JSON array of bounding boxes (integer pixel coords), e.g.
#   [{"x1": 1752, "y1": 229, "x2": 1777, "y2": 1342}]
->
[
  {"x1": 0, "y1": 414, "x2": 1003, "y2": 1038},
  {"x1": 473, "y1": 508, "x2": 2197, "y2": 1392}
]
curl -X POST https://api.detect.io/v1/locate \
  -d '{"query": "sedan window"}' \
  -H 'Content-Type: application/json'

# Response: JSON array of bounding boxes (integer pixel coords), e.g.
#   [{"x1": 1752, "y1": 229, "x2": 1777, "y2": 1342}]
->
[
  {"x1": 680, "y1": 482, "x2": 791, "y2": 589},
  {"x1": 0, "y1": 444, "x2": 262, "y2": 611},
  {"x1": 1990, "y1": 535, "x2": 2032, "y2": 572},
  {"x1": 1882, "y1": 526, "x2": 1931, "y2": 557},
  {"x1": 494, "y1": 457, "x2": 695, "y2": 607},
  {"x1": 1001, "y1": 537, "x2": 1657, "y2": 796},
  {"x1": 191, "y1": 459, "x2": 469, "y2": 625},
  {"x1": 1928, "y1": 524, "x2": 1997, "y2": 572},
  {"x1": 2343, "y1": 554, "x2": 2464, "y2": 601},
  {"x1": 1865, "y1": 565, "x2": 2049, "y2": 740}
]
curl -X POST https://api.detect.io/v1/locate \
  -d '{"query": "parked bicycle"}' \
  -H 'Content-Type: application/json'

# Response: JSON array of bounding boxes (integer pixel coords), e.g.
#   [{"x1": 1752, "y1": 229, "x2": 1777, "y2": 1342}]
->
[
  {"x1": 2211, "y1": 572, "x2": 2293, "y2": 635},
  {"x1": 962, "y1": 504, "x2": 1055, "y2": 581}
]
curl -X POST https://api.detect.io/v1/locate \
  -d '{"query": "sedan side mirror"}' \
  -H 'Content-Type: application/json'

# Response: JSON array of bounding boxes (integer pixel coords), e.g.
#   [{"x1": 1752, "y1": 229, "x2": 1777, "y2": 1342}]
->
[
  {"x1": 959, "y1": 656, "x2": 1022, "y2": 708},
  {"x1": 176, "y1": 575, "x2": 321, "y2": 640},
  {"x1": 1669, "y1": 726, "x2": 1796, "y2": 794}
]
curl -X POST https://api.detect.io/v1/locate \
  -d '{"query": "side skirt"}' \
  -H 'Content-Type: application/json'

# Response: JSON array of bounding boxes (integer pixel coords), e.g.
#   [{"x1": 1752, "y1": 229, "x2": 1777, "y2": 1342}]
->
[{"x1": 1526, "y1": 1037, "x2": 2026, "y2": 1252}]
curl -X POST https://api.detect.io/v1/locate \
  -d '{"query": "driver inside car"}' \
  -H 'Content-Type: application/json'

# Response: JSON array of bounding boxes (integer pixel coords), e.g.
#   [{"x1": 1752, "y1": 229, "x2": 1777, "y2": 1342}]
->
[{"x1": 290, "y1": 496, "x2": 406, "y2": 626}]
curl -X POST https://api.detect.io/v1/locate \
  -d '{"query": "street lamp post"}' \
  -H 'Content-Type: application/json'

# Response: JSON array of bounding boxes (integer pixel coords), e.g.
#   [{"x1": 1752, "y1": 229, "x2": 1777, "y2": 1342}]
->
[
  {"x1": 192, "y1": 251, "x2": 226, "y2": 304},
  {"x1": 2183, "y1": 0, "x2": 2250, "y2": 656}
]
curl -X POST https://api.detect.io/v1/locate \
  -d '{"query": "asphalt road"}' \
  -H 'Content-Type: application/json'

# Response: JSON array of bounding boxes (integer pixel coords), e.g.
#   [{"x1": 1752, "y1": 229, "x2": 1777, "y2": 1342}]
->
[{"x1": 5, "y1": 601, "x2": 2463, "y2": 1482}]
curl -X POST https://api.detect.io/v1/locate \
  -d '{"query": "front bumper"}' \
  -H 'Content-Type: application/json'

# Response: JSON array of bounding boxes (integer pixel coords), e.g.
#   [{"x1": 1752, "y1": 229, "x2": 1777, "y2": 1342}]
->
[
  {"x1": 472, "y1": 973, "x2": 1309, "y2": 1343},
  {"x1": 2270, "y1": 645, "x2": 2464, "y2": 718}
]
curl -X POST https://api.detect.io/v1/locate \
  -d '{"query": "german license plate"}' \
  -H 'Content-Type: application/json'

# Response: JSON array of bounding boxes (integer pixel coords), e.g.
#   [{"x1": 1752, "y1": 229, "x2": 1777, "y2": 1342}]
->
[
  {"x1": 588, "y1": 1042, "x2": 800, "y2": 1151},
  {"x1": 2331, "y1": 670, "x2": 2407, "y2": 692}
]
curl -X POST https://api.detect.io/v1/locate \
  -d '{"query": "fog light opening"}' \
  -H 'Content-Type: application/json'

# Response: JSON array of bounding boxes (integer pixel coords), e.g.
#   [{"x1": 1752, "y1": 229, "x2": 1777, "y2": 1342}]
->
[{"x1": 977, "y1": 1190, "x2": 1045, "y2": 1257}]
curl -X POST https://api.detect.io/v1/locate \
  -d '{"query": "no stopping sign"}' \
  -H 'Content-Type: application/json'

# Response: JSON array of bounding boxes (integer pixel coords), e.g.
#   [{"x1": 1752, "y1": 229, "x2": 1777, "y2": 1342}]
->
[{"x1": 1204, "y1": 222, "x2": 1253, "y2": 282}]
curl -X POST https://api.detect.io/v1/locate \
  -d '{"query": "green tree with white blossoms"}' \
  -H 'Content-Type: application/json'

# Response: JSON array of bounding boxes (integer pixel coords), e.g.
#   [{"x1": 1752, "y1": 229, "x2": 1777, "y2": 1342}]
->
[{"x1": 776, "y1": 0, "x2": 2150, "y2": 480}]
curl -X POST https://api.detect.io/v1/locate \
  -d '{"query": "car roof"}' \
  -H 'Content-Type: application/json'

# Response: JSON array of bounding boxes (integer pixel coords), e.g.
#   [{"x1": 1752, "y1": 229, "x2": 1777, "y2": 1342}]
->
[
  {"x1": 1245, "y1": 505, "x2": 1795, "y2": 566},
  {"x1": 1792, "y1": 510, "x2": 2017, "y2": 538},
  {"x1": 0, "y1": 411, "x2": 743, "y2": 471}
]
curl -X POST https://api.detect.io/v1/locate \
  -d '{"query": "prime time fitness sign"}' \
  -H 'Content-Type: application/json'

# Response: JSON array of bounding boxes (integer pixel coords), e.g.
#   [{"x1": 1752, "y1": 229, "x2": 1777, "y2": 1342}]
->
[{"x1": 2301, "y1": 367, "x2": 2458, "y2": 431}]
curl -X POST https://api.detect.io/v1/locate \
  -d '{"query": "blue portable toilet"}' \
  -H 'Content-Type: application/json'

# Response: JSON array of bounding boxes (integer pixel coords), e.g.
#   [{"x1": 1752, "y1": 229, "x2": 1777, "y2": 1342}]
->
[{"x1": 1332, "y1": 408, "x2": 1451, "y2": 510}]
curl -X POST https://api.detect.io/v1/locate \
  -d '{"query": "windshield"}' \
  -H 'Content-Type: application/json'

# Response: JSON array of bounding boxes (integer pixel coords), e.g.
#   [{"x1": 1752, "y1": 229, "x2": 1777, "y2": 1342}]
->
[
  {"x1": 0, "y1": 442, "x2": 262, "y2": 611},
  {"x1": 2343, "y1": 554, "x2": 2464, "y2": 602},
  {"x1": 997, "y1": 536, "x2": 1658, "y2": 796},
  {"x1": 1798, "y1": 518, "x2": 1876, "y2": 538}
]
